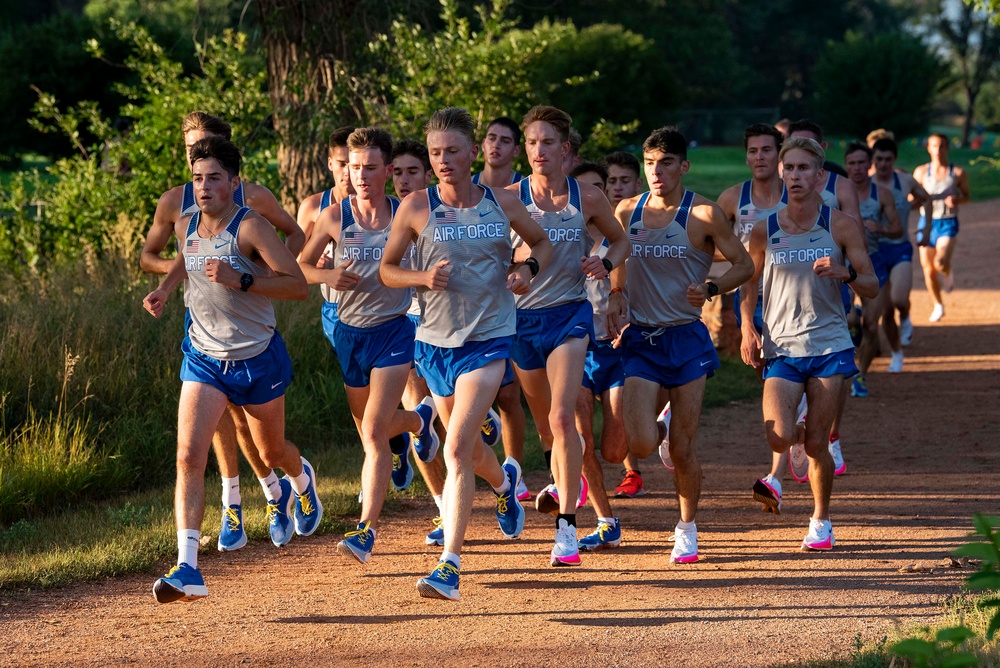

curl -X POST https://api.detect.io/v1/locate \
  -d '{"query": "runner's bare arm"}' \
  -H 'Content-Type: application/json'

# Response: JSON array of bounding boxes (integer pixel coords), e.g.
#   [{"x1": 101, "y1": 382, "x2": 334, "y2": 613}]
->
[
  {"x1": 878, "y1": 185, "x2": 903, "y2": 239},
  {"x1": 580, "y1": 183, "x2": 630, "y2": 279},
  {"x1": 207, "y1": 213, "x2": 307, "y2": 300},
  {"x1": 380, "y1": 193, "x2": 437, "y2": 289},
  {"x1": 140, "y1": 187, "x2": 183, "y2": 275},
  {"x1": 497, "y1": 188, "x2": 554, "y2": 294},
  {"x1": 297, "y1": 206, "x2": 360, "y2": 291},
  {"x1": 739, "y1": 221, "x2": 766, "y2": 368},
  {"x1": 712, "y1": 184, "x2": 741, "y2": 262},
  {"x1": 823, "y1": 211, "x2": 878, "y2": 299},
  {"x1": 246, "y1": 184, "x2": 305, "y2": 257},
  {"x1": 687, "y1": 202, "x2": 753, "y2": 307}
]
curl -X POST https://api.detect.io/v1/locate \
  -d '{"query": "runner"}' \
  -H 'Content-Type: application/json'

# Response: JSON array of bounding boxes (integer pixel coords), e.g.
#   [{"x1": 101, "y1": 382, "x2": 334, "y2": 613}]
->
[
  {"x1": 139, "y1": 111, "x2": 305, "y2": 552},
  {"x1": 509, "y1": 105, "x2": 629, "y2": 566},
  {"x1": 143, "y1": 136, "x2": 321, "y2": 602},
  {"x1": 295, "y1": 126, "x2": 356, "y2": 243},
  {"x1": 380, "y1": 107, "x2": 553, "y2": 600},
  {"x1": 844, "y1": 141, "x2": 903, "y2": 398},
  {"x1": 871, "y1": 137, "x2": 930, "y2": 368},
  {"x1": 619, "y1": 126, "x2": 753, "y2": 564},
  {"x1": 569, "y1": 161, "x2": 608, "y2": 191},
  {"x1": 472, "y1": 116, "x2": 523, "y2": 188},
  {"x1": 739, "y1": 135, "x2": 877, "y2": 552},
  {"x1": 913, "y1": 133, "x2": 970, "y2": 322},
  {"x1": 297, "y1": 127, "x2": 439, "y2": 564},
  {"x1": 561, "y1": 128, "x2": 583, "y2": 177}
]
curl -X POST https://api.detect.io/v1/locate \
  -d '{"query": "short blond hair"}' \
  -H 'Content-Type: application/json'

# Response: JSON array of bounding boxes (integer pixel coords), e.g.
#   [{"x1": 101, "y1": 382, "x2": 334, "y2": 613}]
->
[
  {"x1": 181, "y1": 111, "x2": 232, "y2": 140},
  {"x1": 866, "y1": 128, "x2": 895, "y2": 148},
  {"x1": 425, "y1": 107, "x2": 476, "y2": 146},
  {"x1": 779, "y1": 136, "x2": 825, "y2": 170},
  {"x1": 522, "y1": 105, "x2": 572, "y2": 142}
]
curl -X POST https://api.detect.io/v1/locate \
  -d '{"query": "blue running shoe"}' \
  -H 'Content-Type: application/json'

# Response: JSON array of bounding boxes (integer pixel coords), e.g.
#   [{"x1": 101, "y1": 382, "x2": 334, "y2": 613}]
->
[
  {"x1": 495, "y1": 457, "x2": 525, "y2": 539},
  {"x1": 337, "y1": 521, "x2": 376, "y2": 563},
  {"x1": 152, "y1": 563, "x2": 207, "y2": 603},
  {"x1": 425, "y1": 517, "x2": 444, "y2": 546},
  {"x1": 412, "y1": 397, "x2": 440, "y2": 463},
  {"x1": 267, "y1": 478, "x2": 295, "y2": 547},
  {"x1": 481, "y1": 407, "x2": 501, "y2": 447},
  {"x1": 850, "y1": 375, "x2": 869, "y2": 398},
  {"x1": 217, "y1": 504, "x2": 247, "y2": 552},
  {"x1": 416, "y1": 559, "x2": 460, "y2": 601},
  {"x1": 390, "y1": 433, "x2": 414, "y2": 490},
  {"x1": 292, "y1": 456, "x2": 323, "y2": 536},
  {"x1": 578, "y1": 518, "x2": 622, "y2": 552}
]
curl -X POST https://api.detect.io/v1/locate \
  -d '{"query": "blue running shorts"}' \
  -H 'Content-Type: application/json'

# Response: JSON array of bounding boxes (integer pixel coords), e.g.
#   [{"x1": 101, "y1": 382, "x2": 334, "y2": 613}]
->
[
  {"x1": 870, "y1": 250, "x2": 890, "y2": 288},
  {"x1": 622, "y1": 320, "x2": 719, "y2": 389},
  {"x1": 916, "y1": 216, "x2": 959, "y2": 246},
  {"x1": 763, "y1": 348, "x2": 858, "y2": 383},
  {"x1": 415, "y1": 336, "x2": 512, "y2": 398},
  {"x1": 321, "y1": 301, "x2": 339, "y2": 344},
  {"x1": 733, "y1": 287, "x2": 764, "y2": 334},
  {"x1": 180, "y1": 331, "x2": 293, "y2": 406},
  {"x1": 333, "y1": 315, "x2": 415, "y2": 388},
  {"x1": 583, "y1": 339, "x2": 625, "y2": 395},
  {"x1": 877, "y1": 240, "x2": 913, "y2": 271},
  {"x1": 512, "y1": 300, "x2": 594, "y2": 371}
]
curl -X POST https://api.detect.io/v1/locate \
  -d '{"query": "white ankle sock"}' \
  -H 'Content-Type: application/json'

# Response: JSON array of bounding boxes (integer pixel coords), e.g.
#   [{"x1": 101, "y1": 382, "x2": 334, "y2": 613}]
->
[
  {"x1": 441, "y1": 551, "x2": 461, "y2": 568},
  {"x1": 258, "y1": 472, "x2": 281, "y2": 502},
  {"x1": 288, "y1": 470, "x2": 311, "y2": 495},
  {"x1": 178, "y1": 529, "x2": 200, "y2": 568},
  {"x1": 432, "y1": 494, "x2": 444, "y2": 515},
  {"x1": 676, "y1": 520, "x2": 696, "y2": 532},
  {"x1": 492, "y1": 473, "x2": 511, "y2": 494},
  {"x1": 221, "y1": 476, "x2": 240, "y2": 507}
]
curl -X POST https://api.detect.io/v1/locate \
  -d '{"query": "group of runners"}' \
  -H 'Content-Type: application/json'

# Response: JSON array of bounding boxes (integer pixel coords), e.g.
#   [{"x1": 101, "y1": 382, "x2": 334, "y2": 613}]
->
[{"x1": 140, "y1": 106, "x2": 968, "y2": 604}]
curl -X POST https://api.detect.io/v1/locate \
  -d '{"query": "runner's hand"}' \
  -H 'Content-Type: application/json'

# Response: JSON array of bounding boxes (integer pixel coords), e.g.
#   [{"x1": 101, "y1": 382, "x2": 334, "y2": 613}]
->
[
  {"x1": 813, "y1": 257, "x2": 849, "y2": 281},
  {"x1": 580, "y1": 255, "x2": 608, "y2": 280},
  {"x1": 607, "y1": 290, "x2": 627, "y2": 340},
  {"x1": 740, "y1": 326, "x2": 763, "y2": 369},
  {"x1": 426, "y1": 260, "x2": 451, "y2": 290},
  {"x1": 686, "y1": 282, "x2": 710, "y2": 307},
  {"x1": 326, "y1": 258, "x2": 361, "y2": 291},
  {"x1": 143, "y1": 289, "x2": 168, "y2": 319},
  {"x1": 205, "y1": 259, "x2": 240, "y2": 288},
  {"x1": 507, "y1": 265, "x2": 531, "y2": 295}
]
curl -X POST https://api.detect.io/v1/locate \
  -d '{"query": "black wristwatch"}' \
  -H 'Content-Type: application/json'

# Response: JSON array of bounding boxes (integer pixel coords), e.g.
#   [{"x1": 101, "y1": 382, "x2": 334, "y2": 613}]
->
[
  {"x1": 601, "y1": 257, "x2": 613, "y2": 274},
  {"x1": 524, "y1": 257, "x2": 540, "y2": 278},
  {"x1": 706, "y1": 281, "x2": 719, "y2": 298},
  {"x1": 843, "y1": 266, "x2": 858, "y2": 284},
  {"x1": 240, "y1": 273, "x2": 254, "y2": 292}
]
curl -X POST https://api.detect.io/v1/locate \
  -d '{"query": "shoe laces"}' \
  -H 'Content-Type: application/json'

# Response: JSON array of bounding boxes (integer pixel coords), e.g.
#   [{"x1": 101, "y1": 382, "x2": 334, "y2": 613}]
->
[
  {"x1": 597, "y1": 521, "x2": 614, "y2": 540},
  {"x1": 672, "y1": 527, "x2": 696, "y2": 551},
  {"x1": 165, "y1": 565, "x2": 181, "y2": 578},
  {"x1": 297, "y1": 492, "x2": 316, "y2": 516},
  {"x1": 392, "y1": 453, "x2": 402, "y2": 471},
  {"x1": 481, "y1": 415, "x2": 495, "y2": 437},
  {"x1": 222, "y1": 506, "x2": 241, "y2": 532},
  {"x1": 345, "y1": 521, "x2": 373, "y2": 544},
  {"x1": 266, "y1": 501, "x2": 282, "y2": 526},
  {"x1": 495, "y1": 491, "x2": 510, "y2": 515},
  {"x1": 432, "y1": 561, "x2": 459, "y2": 580},
  {"x1": 431, "y1": 516, "x2": 444, "y2": 529}
]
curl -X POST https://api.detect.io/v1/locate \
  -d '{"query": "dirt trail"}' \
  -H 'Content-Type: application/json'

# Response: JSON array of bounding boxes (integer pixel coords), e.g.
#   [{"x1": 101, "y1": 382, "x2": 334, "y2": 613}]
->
[{"x1": 2, "y1": 202, "x2": 999, "y2": 668}]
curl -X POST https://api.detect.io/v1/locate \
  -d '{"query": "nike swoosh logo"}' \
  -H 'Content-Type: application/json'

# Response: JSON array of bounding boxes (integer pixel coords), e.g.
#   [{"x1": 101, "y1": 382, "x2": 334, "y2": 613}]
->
[
  {"x1": 839, "y1": 361, "x2": 847, "y2": 365},
  {"x1": 700, "y1": 360, "x2": 712, "y2": 366},
  {"x1": 390, "y1": 351, "x2": 405, "y2": 357},
  {"x1": 479, "y1": 211, "x2": 491, "y2": 218},
  {"x1": 561, "y1": 215, "x2": 575, "y2": 223},
  {"x1": 665, "y1": 232, "x2": 679, "y2": 239},
  {"x1": 484, "y1": 351, "x2": 503, "y2": 358},
  {"x1": 214, "y1": 242, "x2": 227, "y2": 249},
  {"x1": 810, "y1": 236, "x2": 823, "y2": 243},
  {"x1": 271, "y1": 382, "x2": 282, "y2": 389}
]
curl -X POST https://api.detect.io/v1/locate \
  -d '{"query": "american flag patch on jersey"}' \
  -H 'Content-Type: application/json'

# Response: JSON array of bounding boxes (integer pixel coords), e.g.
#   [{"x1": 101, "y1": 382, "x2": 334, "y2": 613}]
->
[
  {"x1": 186, "y1": 239, "x2": 200, "y2": 252},
  {"x1": 342, "y1": 231, "x2": 364, "y2": 245},
  {"x1": 629, "y1": 226, "x2": 647, "y2": 242},
  {"x1": 771, "y1": 236, "x2": 789, "y2": 250},
  {"x1": 435, "y1": 209, "x2": 457, "y2": 223},
  {"x1": 529, "y1": 211, "x2": 544, "y2": 223}
]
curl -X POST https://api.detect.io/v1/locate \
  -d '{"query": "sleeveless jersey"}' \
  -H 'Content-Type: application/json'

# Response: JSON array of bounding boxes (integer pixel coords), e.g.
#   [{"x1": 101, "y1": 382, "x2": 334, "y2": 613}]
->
[
  {"x1": 857, "y1": 181, "x2": 884, "y2": 253},
  {"x1": 820, "y1": 172, "x2": 839, "y2": 210},
  {"x1": 513, "y1": 176, "x2": 590, "y2": 310},
  {"x1": 585, "y1": 236, "x2": 614, "y2": 341},
  {"x1": 181, "y1": 181, "x2": 245, "y2": 216},
  {"x1": 761, "y1": 206, "x2": 853, "y2": 359},
  {"x1": 472, "y1": 170, "x2": 523, "y2": 186},
  {"x1": 626, "y1": 190, "x2": 713, "y2": 328},
  {"x1": 922, "y1": 163, "x2": 957, "y2": 220},
  {"x1": 735, "y1": 180, "x2": 788, "y2": 248},
  {"x1": 411, "y1": 185, "x2": 516, "y2": 347},
  {"x1": 331, "y1": 196, "x2": 410, "y2": 328},
  {"x1": 183, "y1": 207, "x2": 276, "y2": 360},
  {"x1": 882, "y1": 172, "x2": 910, "y2": 245},
  {"x1": 317, "y1": 187, "x2": 342, "y2": 304}
]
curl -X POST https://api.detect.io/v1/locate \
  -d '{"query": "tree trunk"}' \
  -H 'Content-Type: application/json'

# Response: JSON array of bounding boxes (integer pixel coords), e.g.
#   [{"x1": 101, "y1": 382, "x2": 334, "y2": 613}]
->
[
  {"x1": 962, "y1": 85, "x2": 977, "y2": 147},
  {"x1": 255, "y1": 0, "x2": 361, "y2": 212}
]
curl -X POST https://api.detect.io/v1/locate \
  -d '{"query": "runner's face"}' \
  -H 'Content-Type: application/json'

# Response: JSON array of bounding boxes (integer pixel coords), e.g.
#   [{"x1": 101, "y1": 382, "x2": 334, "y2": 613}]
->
[
  {"x1": 873, "y1": 150, "x2": 895, "y2": 177},
  {"x1": 927, "y1": 135, "x2": 948, "y2": 162},
  {"x1": 482, "y1": 124, "x2": 520, "y2": 168},
  {"x1": 184, "y1": 130, "x2": 218, "y2": 172},
  {"x1": 781, "y1": 149, "x2": 822, "y2": 199},
  {"x1": 524, "y1": 121, "x2": 568, "y2": 177},
  {"x1": 427, "y1": 130, "x2": 477, "y2": 185},
  {"x1": 574, "y1": 170, "x2": 605, "y2": 191},
  {"x1": 845, "y1": 150, "x2": 871, "y2": 184},
  {"x1": 606, "y1": 165, "x2": 640, "y2": 205},
  {"x1": 643, "y1": 149, "x2": 688, "y2": 198},
  {"x1": 329, "y1": 146, "x2": 355, "y2": 195},
  {"x1": 745, "y1": 135, "x2": 780, "y2": 180},
  {"x1": 392, "y1": 153, "x2": 431, "y2": 199},
  {"x1": 349, "y1": 147, "x2": 390, "y2": 201},
  {"x1": 191, "y1": 157, "x2": 238, "y2": 216}
]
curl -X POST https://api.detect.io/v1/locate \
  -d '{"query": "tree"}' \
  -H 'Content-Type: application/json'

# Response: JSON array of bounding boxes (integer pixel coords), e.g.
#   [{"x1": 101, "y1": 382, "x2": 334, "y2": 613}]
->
[
  {"x1": 927, "y1": 0, "x2": 1000, "y2": 145},
  {"x1": 812, "y1": 32, "x2": 948, "y2": 139}
]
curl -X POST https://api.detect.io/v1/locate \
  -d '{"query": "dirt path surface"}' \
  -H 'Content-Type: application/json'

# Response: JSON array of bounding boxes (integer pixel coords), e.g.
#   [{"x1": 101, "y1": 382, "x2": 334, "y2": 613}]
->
[{"x1": 3, "y1": 201, "x2": 999, "y2": 668}]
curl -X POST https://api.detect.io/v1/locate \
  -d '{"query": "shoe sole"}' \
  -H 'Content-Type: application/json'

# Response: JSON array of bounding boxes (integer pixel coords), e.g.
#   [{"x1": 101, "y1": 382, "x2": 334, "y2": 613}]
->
[
  {"x1": 516, "y1": 491, "x2": 531, "y2": 502},
  {"x1": 535, "y1": 493, "x2": 559, "y2": 515},
  {"x1": 614, "y1": 488, "x2": 646, "y2": 498},
  {"x1": 752, "y1": 480, "x2": 781, "y2": 514},
  {"x1": 295, "y1": 459, "x2": 324, "y2": 537},
  {"x1": 550, "y1": 553, "x2": 582, "y2": 567},
  {"x1": 415, "y1": 403, "x2": 442, "y2": 463},
  {"x1": 153, "y1": 580, "x2": 207, "y2": 603},
  {"x1": 834, "y1": 464, "x2": 847, "y2": 476},
  {"x1": 788, "y1": 446, "x2": 810, "y2": 483},
  {"x1": 578, "y1": 538, "x2": 622, "y2": 552},
  {"x1": 425, "y1": 537, "x2": 444, "y2": 547},
  {"x1": 416, "y1": 579, "x2": 459, "y2": 601},
  {"x1": 337, "y1": 539, "x2": 371, "y2": 564},
  {"x1": 217, "y1": 532, "x2": 248, "y2": 552},
  {"x1": 269, "y1": 484, "x2": 296, "y2": 547},
  {"x1": 670, "y1": 554, "x2": 699, "y2": 564},
  {"x1": 801, "y1": 538, "x2": 836, "y2": 551}
]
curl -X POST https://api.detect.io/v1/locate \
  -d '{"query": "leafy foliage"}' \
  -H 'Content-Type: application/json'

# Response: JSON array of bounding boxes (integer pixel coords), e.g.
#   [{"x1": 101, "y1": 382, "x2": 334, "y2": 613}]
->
[{"x1": 812, "y1": 31, "x2": 947, "y2": 139}]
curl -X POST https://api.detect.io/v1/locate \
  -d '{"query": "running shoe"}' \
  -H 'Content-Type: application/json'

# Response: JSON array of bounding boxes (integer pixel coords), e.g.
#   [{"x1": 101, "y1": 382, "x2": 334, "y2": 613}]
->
[
  {"x1": 480, "y1": 407, "x2": 501, "y2": 447},
  {"x1": 752, "y1": 475, "x2": 782, "y2": 514},
  {"x1": 267, "y1": 478, "x2": 295, "y2": 547},
  {"x1": 417, "y1": 559, "x2": 460, "y2": 601},
  {"x1": 899, "y1": 316, "x2": 913, "y2": 346},
  {"x1": 577, "y1": 474, "x2": 589, "y2": 509},
  {"x1": 152, "y1": 563, "x2": 207, "y2": 603},
  {"x1": 578, "y1": 518, "x2": 622, "y2": 551},
  {"x1": 515, "y1": 476, "x2": 530, "y2": 502},
  {"x1": 390, "y1": 433, "x2": 414, "y2": 490},
  {"x1": 337, "y1": 521, "x2": 376, "y2": 563},
  {"x1": 829, "y1": 437, "x2": 846, "y2": 476},
  {"x1": 929, "y1": 303, "x2": 945, "y2": 322},
  {"x1": 292, "y1": 456, "x2": 323, "y2": 536},
  {"x1": 217, "y1": 504, "x2": 247, "y2": 552},
  {"x1": 942, "y1": 270, "x2": 954, "y2": 294},
  {"x1": 412, "y1": 397, "x2": 440, "y2": 463},
  {"x1": 614, "y1": 470, "x2": 645, "y2": 498},
  {"x1": 788, "y1": 443, "x2": 810, "y2": 483},
  {"x1": 850, "y1": 375, "x2": 869, "y2": 398},
  {"x1": 495, "y1": 457, "x2": 525, "y2": 538},
  {"x1": 657, "y1": 402, "x2": 673, "y2": 470},
  {"x1": 551, "y1": 518, "x2": 581, "y2": 566},
  {"x1": 426, "y1": 517, "x2": 444, "y2": 547},
  {"x1": 801, "y1": 518, "x2": 836, "y2": 551},
  {"x1": 670, "y1": 525, "x2": 698, "y2": 564},
  {"x1": 888, "y1": 350, "x2": 904, "y2": 373},
  {"x1": 535, "y1": 476, "x2": 589, "y2": 513}
]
